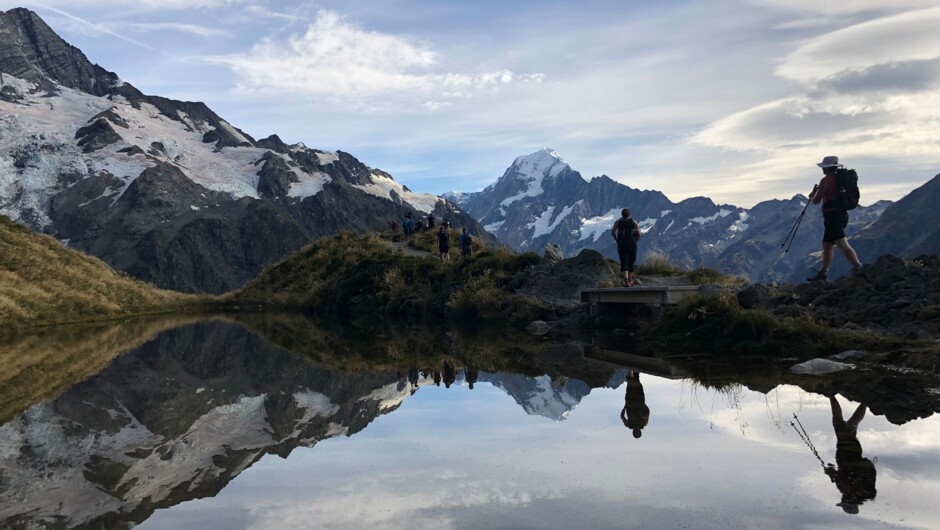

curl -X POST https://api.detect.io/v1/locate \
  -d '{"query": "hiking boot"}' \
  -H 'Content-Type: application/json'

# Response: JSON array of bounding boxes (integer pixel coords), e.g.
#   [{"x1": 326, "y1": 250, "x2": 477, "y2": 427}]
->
[{"x1": 807, "y1": 270, "x2": 827, "y2": 282}]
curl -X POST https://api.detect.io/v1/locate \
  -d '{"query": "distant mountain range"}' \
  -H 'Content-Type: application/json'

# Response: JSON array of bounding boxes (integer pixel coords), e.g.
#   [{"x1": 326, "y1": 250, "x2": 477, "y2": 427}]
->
[
  {"x1": 450, "y1": 149, "x2": 939, "y2": 281},
  {"x1": 0, "y1": 8, "x2": 493, "y2": 293}
]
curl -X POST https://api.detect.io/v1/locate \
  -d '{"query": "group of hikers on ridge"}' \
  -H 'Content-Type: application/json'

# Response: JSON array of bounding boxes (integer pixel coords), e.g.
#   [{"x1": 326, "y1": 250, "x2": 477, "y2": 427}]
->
[
  {"x1": 396, "y1": 212, "x2": 473, "y2": 262},
  {"x1": 609, "y1": 155, "x2": 864, "y2": 286}
]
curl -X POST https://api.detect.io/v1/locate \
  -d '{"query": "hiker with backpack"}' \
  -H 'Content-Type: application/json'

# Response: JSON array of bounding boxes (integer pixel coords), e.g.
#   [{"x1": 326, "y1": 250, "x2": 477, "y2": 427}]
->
[
  {"x1": 611, "y1": 208, "x2": 641, "y2": 287},
  {"x1": 403, "y1": 213, "x2": 414, "y2": 237},
  {"x1": 807, "y1": 156, "x2": 863, "y2": 282},
  {"x1": 459, "y1": 228, "x2": 472, "y2": 257},
  {"x1": 438, "y1": 226, "x2": 450, "y2": 263}
]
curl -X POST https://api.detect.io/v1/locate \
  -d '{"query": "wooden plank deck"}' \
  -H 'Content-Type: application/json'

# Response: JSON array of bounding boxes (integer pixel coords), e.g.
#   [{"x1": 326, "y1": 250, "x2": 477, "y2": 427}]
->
[
  {"x1": 583, "y1": 345, "x2": 689, "y2": 379},
  {"x1": 580, "y1": 285, "x2": 701, "y2": 306}
]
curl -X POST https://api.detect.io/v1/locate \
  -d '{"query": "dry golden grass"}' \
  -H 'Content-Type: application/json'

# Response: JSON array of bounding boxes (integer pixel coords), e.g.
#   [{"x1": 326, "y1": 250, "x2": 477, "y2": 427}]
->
[
  {"x1": 0, "y1": 314, "x2": 219, "y2": 424},
  {"x1": 0, "y1": 215, "x2": 203, "y2": 330}
]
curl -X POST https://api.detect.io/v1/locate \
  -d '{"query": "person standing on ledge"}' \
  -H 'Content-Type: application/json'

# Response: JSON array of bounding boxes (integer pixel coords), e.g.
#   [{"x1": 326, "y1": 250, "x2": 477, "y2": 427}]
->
[
  {"x1": 611, "y1": 208, "x2": 641, "y2": 287},
  {"x1": 807, "y1": 156, "x2": 862, "y2": 282}
]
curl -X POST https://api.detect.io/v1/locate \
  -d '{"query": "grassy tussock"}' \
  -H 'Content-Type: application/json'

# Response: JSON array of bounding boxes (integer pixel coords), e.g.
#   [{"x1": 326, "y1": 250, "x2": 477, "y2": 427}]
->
[
  {"x1": 649, "y1": 294, "x2": 885, "y2": 357},
  {"x1": 636, "y1": 252, "x2": 685, "y2": 276},
  {"x1": 0, "y1": 215, "x2": 201, "y2": 330},
  {"x1": 231, "y1": 231, "x2": 547, "y2": 324},
  {"x1": 636, "y1": 252, "x2": 746, "y2": 287}
]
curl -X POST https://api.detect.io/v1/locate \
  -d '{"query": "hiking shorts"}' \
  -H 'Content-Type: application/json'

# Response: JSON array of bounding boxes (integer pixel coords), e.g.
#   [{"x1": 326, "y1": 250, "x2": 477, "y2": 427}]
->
[
  {"x1": 823, "y1": 210, "x2": 849, "y2": 243},
  {"x1": 618, "y1": 241, "x2": 637, "y2": 273}
]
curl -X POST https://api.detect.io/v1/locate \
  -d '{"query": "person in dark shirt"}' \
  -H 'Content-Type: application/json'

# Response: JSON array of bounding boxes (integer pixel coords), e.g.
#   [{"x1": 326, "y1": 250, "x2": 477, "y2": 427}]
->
[
  {"x1": 438, "y1": 226, "x2": 450, "y2": 262},
  {"x1": 621, "y1": 370, "x2": 650, "y2": 439},
  {"x1": 610, "y1": 208, "x2": 641, "y2": 287}
]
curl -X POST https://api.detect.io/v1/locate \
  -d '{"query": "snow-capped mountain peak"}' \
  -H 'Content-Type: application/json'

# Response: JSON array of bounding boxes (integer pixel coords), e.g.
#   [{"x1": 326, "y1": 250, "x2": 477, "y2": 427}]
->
[{"x1": 510, "y1": 148, "x2": 568, "y2": 180}]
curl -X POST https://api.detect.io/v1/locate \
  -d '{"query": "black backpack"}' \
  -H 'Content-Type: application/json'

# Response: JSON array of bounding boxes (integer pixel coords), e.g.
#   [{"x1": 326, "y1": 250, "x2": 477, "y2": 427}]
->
[{"x1": 836, "y1": 168, "x2": 860, "y2": 210}]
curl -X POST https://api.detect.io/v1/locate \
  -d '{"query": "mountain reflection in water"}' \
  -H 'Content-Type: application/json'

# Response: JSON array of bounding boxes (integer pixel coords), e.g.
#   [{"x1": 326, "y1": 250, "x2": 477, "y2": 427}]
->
[{"x1": 0, "y1": 318, "x2": 938, "y2": 530}]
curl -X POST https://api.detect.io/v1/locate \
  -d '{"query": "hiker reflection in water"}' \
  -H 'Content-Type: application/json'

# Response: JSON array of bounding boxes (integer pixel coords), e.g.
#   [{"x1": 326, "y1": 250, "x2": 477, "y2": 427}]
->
[
  {"x1": 443, "y1": 361, "x2": 456, "y2": 388},
  {"x1": 465, "y1": 365, "x2": 479, "y2": 390},
  {"x1": 825, "y1": 396, "x2": 877, "y2": 514},
  {"x1": 620, "y1": 370, "x2": 650, "y2": 439}
]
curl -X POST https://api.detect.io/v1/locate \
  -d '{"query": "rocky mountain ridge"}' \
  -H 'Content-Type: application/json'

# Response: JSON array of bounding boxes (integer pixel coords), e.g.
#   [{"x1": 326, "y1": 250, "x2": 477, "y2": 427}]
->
[
  {"x1": 453, "y1": 149, "x2": 938, "y2": 282},
  {"x1": 0, "y1": 8, "x2": 493, "y2": 293}
]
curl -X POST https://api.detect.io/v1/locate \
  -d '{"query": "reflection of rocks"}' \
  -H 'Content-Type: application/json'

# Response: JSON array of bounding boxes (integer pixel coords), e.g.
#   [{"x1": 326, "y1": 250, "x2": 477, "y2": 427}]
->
[
  {"x1": 790, "y1": 358, "x2": 855, "y2": 375},
  {"x1": 676, "y1": 354, "x2": 940, "y2": 425}
]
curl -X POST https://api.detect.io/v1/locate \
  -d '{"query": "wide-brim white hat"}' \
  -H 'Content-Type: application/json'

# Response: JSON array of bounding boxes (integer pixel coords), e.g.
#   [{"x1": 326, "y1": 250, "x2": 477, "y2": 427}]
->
[{"x1": 817, "y1": 156, "x2": 843, "y2": 168}]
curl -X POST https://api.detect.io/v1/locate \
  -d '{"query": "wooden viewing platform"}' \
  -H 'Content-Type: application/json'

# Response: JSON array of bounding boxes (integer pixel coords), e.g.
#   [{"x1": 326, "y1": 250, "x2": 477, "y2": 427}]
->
[{"x1": 580, "y1": 285, "x2": 702, "y2": 318}]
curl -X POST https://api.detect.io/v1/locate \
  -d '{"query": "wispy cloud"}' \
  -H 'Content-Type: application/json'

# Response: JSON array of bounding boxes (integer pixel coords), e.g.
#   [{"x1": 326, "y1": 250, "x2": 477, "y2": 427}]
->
[
  {"x1": 129, "y1": 22, "x2": 232, "y2": 38},
  {"x1": 25, "y1": 0, "x2": 246, "y2": 9},
  {"x1": 211, "y1": 10, "x2": 544, "y2": 106},
  {"x1": 30, "y1": 2, "x2": 154, "y2": 50},
  {"x1": 748, "y1": 0, "x2": 940, "y2": 16}
]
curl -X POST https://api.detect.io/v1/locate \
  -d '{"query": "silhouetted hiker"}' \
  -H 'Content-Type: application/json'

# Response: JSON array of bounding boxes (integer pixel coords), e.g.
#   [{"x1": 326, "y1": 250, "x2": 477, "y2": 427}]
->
[
  {"x1": 620, "y1": 370, "x2": 649, "y2": 439},
  {"x1": 442, "y1": 218, "x2": 451, "y2": 229},
  {"x1": 438, "y1": 226, "x2": 450, "y2": 262},
  {"x1": 465, "y1": 365, "x2": 479, "y2": 390},
  {"x1": 416, "y1": 218, "x2": 426, "y2": 232},
  {"x1": 403, "y1": 213, "x2": 414, "y2": 237},
  {"x1": 433, "y1": 370, "x2": 441, "y2": 386},
  {"x1": 443, "y1": 361, "x2": 456, "y2": 388},
  {"x1": 807, "y1": 156, "x2": 863, "y2": 281},
  {"x1": 611, "y1": 208, "x2": 641, "y2": 287},
  {"x1": 427, "y1": 213, "x2": 435, "y2": 229},
  {"x1": 825, "y1": 396, "x2": 876, "y2": 514},
  {"x1": 459, "y1": 228, "x2": 472, "y2": 257}
]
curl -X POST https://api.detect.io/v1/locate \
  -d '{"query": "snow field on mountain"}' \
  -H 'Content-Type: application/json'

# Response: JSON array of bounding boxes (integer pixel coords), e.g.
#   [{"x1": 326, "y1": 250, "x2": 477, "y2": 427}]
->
[
  {"x1": 287, "y1": 169, "x2": 332, "y2": 198},
  {"x1": 527, "y1": 202, "x2": 580, "y2": 238},
  {"x1": 0, "y1": 77, "x2": 112, "y2": 226},
  {"x1": 110, "y1": 97, "x2": 268, "y2": 198},
  {"x1": 579, "y1": 208, "x2": 621, "y2": 242},
  {"x1": 499, "y1": 149, "x2": 570, "y2": 209},
  {"x1": 355, "y1": 172, "x2": 441, "y2": 213}
]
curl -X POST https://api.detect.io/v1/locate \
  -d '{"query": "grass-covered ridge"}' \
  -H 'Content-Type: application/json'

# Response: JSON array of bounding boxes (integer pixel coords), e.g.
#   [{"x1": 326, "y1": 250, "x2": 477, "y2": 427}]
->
[
  {"x1": 230, "y1": 231, "x2": 547, "y2": 324},
  {"x1": 0, "y1": 215, "x2": 200, "y2": 331}
]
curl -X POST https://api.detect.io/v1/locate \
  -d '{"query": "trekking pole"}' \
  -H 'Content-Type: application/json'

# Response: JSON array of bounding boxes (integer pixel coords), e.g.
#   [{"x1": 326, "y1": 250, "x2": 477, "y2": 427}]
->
[
  {"x1": 790, "y1": 413, "x2": 826, "y2": 469},
  {"x1": 780, "y1": 184, "x2": 817, "y2": 254}
]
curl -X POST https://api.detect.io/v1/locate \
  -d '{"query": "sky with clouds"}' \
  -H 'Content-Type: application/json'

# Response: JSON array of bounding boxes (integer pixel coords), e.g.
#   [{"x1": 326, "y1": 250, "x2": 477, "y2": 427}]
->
[{"x1": 3, "y1": 0, "x2": 940, "y2": 207}]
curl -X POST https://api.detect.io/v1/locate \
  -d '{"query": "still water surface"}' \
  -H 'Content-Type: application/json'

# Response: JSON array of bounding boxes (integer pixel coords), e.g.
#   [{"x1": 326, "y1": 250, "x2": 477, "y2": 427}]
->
[{"x1": 1, "y1": 318, "x2": 938, "y2": 529}]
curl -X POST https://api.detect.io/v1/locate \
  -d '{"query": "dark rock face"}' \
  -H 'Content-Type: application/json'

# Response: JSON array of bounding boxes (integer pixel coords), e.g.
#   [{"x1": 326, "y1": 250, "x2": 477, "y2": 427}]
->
[
  {"x1": 0, "y1": 8, "x2": 119, "y2": 95},
  {"x1": 76, "y1": 118, "x2": 123, "y2": 153},
  {"x1": 255, "y1": 152, "x2": 298, "y2": 199},
  {"x1": 777, "y1": 253, "x2": 940, "y2": 338},
  {"x1": 846, "y1": 175, "x2": 940, "y2": 273},
  {"x1": 512, "y1": 249, "x2": 613, "y2": 308}
]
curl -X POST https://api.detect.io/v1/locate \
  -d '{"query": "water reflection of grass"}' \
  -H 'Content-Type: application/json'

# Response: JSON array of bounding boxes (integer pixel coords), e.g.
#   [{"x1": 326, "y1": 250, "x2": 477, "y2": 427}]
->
[
  {"x1": 233, "y1": 311, "x2": 547, "y2": 375},
  {"x1": 0, "y1": 315, "x2": 223, "y2": 424}
]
